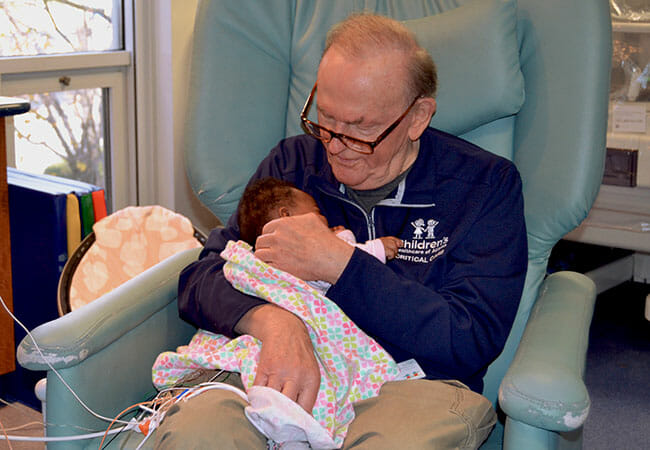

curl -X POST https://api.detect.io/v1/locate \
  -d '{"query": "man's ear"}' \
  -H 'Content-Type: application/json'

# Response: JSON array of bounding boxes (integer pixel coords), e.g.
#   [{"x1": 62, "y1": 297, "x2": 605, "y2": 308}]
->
[
  {"x1": 408, "y1": 98, "x2": 436, "y2": 141},
  {"x1": 278, "y1": 206, "x2": 291, "y2": 217}
]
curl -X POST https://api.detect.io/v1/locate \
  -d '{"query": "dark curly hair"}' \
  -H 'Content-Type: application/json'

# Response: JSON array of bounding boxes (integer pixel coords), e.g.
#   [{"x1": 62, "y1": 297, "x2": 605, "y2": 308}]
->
[{"x1": 237, "y1": 177, "x2": 298, "y2": 246}]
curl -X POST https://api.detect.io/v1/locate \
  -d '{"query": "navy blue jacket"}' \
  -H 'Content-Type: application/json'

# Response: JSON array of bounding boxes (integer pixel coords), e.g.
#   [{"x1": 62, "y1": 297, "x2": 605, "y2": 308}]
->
[{"x1": 178, "y1": 127, "x2": 528, "y2": 393}]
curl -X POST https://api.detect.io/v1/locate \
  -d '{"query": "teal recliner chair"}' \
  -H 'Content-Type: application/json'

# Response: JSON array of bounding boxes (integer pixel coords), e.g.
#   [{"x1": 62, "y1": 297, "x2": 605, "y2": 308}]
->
[{"x1": 17, "y1": 0, "x2": 611, "y2": 448}]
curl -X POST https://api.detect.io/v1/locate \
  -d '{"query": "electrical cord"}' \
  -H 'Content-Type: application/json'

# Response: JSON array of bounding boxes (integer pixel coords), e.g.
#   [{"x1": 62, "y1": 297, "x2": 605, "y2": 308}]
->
[
  {"x1": 100, "y1": 396, "x2": 161, "y2": 449},
  {"x1": 0, "y1": 416, "x2": 13, "y2": 450},
  {"x1": 0, "y1": 382, "x2": 249, "y2": 445},
  {"x1": 99, "y1": 402, "x2": 153, "y2": 448},
  {"x1": 0, "y1": 295, "x2": 132, "y2": 427},
  {"x1": 1, "y1": 295, "x2": 250, "y2": 447},
  {"x1": 0, "y1": 294, "x2": 143, "y2": 445},
  {"x1": 0, "y1": 425, "x2": 134, "y2": 442},
  {"x1": 0, "y1": 400, "x2": 121, "y2": 434},
  {"x1": 0, "y1": 420, "x2": 42, "y2": 432},
  {"x1": 0, "y1": 395, "x2": 134, "y2": 435}
]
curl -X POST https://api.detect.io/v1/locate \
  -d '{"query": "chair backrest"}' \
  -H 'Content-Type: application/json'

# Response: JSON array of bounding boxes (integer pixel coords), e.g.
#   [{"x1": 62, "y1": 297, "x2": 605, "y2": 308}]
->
[{"x1": 184, "y1": 0, "x2": 611, "y2": 404}]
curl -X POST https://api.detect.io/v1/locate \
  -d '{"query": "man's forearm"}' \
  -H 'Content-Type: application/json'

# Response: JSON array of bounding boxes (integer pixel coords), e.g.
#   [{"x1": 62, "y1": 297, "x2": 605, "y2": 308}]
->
[
  {"x1": 234, "y1": 303, "x2": 270, "y2": 336},
  {"x1": 178, "y1": 255, "x2": 266, "y2": 336},
  {"x1": 235, "y1": 303, "x2": 299, "y2": 337}
]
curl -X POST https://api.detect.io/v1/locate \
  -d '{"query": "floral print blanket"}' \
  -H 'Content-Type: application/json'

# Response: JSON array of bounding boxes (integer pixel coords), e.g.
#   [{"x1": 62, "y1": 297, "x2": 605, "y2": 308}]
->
[{"x1": 152, "y1": 240, "x2": 398, "y2": 447}]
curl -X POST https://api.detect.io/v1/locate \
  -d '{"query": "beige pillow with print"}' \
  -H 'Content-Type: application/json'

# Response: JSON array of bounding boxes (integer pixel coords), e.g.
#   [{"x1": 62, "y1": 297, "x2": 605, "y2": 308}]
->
[{"x1": 69, "y1": 205, "x2": 203, "y2": 311}]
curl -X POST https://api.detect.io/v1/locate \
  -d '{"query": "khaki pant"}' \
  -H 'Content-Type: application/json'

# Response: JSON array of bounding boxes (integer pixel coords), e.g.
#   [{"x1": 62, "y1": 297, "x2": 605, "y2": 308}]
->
[{"x1": 141, "y1": 373, "x2": 496, "y2": 449}]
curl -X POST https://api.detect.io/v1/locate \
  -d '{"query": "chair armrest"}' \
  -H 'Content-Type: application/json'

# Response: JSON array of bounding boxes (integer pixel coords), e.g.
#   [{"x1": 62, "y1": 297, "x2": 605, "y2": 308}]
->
[
  {"x1": 17, "y1": 247, "x2": 202, "y2": 371},
  {"x1": 498, "y1": 271, "x2": 596, "y2": 432}
]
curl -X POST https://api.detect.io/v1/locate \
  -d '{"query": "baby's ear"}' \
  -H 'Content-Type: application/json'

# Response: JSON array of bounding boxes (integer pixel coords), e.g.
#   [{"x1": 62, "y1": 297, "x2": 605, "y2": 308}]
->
[{"x1": 278, "y1": 206, "x2": 291, "y2": 218}]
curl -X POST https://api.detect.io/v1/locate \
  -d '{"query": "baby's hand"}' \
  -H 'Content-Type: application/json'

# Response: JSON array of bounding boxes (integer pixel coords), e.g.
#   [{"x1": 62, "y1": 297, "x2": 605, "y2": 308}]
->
[
  {"x1": 330, "y1": 225, "x2": 346, "y2": 233},
  {"x1": 379, "y1": 236, "x2": 403, "y2": 260}
]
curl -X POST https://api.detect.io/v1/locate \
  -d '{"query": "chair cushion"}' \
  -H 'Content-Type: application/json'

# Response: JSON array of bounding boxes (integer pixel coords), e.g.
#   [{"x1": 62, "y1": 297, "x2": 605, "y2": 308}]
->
[{"x1": 403, "y1": 0, "x2": 525, "y2": 136}]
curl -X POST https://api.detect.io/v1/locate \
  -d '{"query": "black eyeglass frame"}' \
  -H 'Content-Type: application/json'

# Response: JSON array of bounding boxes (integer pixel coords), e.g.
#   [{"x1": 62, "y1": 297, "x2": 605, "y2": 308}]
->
[{"x1": 300, "y1": 83, "x2": 420, "y2": 155}]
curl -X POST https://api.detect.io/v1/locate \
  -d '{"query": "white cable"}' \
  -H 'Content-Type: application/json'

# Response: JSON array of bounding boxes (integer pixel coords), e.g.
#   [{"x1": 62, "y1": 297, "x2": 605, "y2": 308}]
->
[
  {"x1": 137, "y1": 404, "x2": 156, "y2": 415},
  {"x1": 181, "y1": 382, "x2": 249, "y2": 402},
  {"x1": 133, "y1": 410, "x2": 167, "y2": 450},
  {"x1": 1, "y1": 298, "x2": 251, "y2": 445},
  {"x1": 0, "y1": 424, "x2": 133, "y2": 442},
  {"x1": 134, "y1": 429, "x2": 153, "y2": 450},
  {"x1": 0, "y1": 295, "x2": 131, "y2": 426}
]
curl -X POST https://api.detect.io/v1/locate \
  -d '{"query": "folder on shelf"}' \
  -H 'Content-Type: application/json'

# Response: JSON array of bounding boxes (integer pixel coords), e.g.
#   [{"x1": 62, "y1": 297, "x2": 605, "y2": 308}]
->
[
  {"x1": 78, "y1": 192, "x2": 95, "y2": 238},
  {"x1": 7, "y1": 168, "x2": 107, "y2": 240},
  {"x1": 7, "y1": 167, "x2": 107, "y2": 265},
  {"x1": 92, "y1": 189, "x2": 108, "y2": 222},
  {"x1": 66, "y1": 193, "x2": 82, "y2": 257}
]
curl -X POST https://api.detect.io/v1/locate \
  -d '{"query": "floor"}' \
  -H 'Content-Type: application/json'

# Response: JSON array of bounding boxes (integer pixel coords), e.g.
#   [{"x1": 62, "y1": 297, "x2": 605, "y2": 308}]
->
[
  {"x1": 582, "y1": 280, "x2": 650, "y2": 450},
  {"x1": 0, "y1": 400, "x2": 43, "y2": 450}
]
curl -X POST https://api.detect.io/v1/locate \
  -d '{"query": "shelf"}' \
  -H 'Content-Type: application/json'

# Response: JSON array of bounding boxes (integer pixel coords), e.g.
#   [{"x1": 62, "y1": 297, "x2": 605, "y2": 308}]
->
[
  {"x1": 564, "y1": 185, "x2": 650, "y2": 253},
  {"x1": 613, "y1": 21, "x2": 650, "y2": 33},
  {"x1": 0, "y1": 98, "x2": 31, "y2": 375}
]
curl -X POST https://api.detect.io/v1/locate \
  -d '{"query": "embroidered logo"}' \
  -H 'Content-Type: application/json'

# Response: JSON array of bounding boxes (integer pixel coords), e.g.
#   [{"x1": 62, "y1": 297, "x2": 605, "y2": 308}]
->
[
  {"x1": 398, "y1": 217, "x2": 448, "y2": 264},
  {"x1": 411, "y1": 218, "x2": 439, "y2": 239},
  {"x1": 411, "y1": 218, "x2": 425, "y2": 239}
]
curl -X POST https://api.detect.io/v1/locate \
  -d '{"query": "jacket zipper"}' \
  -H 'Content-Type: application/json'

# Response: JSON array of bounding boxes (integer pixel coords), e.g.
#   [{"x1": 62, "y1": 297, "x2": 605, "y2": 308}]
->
[{"x1": 316, "y1": 184, "x2": 436, "y2": 241}]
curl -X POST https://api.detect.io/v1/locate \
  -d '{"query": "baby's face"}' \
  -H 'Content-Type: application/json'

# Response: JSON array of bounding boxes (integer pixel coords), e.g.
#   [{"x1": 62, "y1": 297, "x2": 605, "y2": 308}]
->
[{"x1": 289, "y1": 189, "x2": 329, "y2": 226}]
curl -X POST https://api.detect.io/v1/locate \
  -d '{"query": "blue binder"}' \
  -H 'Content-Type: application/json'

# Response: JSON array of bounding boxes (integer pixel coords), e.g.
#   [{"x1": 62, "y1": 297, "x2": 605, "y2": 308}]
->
[{"x1": 0, "y1": 168, "x2": 103, "y2": 409}]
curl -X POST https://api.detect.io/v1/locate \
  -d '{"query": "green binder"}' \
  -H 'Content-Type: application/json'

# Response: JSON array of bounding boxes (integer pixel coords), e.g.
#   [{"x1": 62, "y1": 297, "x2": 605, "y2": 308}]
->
[{"x1": 77, "y1": 192, "x2": 95, "y2": 238}]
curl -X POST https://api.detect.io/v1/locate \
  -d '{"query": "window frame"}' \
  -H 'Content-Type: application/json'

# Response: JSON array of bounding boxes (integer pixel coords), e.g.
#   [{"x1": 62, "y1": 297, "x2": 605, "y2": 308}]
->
[{"x1": 0, "y1": 1, "x2": 138, "y2": 212}]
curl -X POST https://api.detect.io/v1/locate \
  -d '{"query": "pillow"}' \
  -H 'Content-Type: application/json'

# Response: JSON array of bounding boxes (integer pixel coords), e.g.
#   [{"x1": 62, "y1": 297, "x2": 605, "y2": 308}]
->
[
  {"x1": 402, "y1": 0, "x2": 525, "y2": 136},
  {"x1": 69, "y1": 206, "x2": 203, "y2": 311}
]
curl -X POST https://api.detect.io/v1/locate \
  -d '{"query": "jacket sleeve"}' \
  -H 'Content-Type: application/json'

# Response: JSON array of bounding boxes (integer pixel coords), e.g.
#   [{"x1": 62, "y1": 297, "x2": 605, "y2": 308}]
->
[
  {"x1": 178, "y1": 218, "x2": 266, "y2": 336},
  {"x1": 326, "y1": 164, "x2": 528, "y2": 383},
  {"x1": 177, "y1": 145, "x2": 293, "y2": 336}
]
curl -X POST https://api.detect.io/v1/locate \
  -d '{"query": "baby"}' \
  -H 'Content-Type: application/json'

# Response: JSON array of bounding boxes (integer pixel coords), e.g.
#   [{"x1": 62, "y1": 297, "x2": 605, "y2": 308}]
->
[
  {"x1": 158, "y1": 177, "x2": 402, "y2": 447},
  {"x1": 237, "y1": 177, "x2": 402, "y2": 291}
]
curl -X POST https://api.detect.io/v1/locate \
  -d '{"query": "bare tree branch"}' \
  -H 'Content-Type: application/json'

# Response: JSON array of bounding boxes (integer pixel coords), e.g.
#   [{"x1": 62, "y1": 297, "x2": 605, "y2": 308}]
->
[
  {"x1": 40, "y1": 0, "x2": 75, "y2": 49},
  {"x1": 3, "y1": 7, "x2": 38, "y2": 54},
  {"x1": 45, "y1": 0, "x2": 111, "y2": 22},
  {"x1": 14, "y1": 128, "x2": 68, "y2": 160},
  {"x1": 40, "y1": 95, "x2": 76, "y2": 159}
]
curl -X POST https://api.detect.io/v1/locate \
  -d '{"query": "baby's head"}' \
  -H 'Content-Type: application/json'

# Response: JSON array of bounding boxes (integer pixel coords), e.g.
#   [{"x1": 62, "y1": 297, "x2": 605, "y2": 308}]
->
[{"x1": 237, "y1": 177, "x2": 327, "y2": 246}]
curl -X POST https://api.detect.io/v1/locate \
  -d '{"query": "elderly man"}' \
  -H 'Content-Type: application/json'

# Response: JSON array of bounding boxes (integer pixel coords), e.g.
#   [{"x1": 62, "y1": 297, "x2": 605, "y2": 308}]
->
[{"x1": 158, "y1": 13, "x2": 527, "y2": 449}]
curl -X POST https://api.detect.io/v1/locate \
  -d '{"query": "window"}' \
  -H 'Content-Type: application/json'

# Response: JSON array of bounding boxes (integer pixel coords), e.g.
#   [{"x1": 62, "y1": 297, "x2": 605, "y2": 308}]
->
[
  {"x1": 0, "y1": 0, "x2": 136, "y2": 211},
  {"x1": 13, "y1": 88, "x2": 107, "y2": 185},
  {"x1": 0, "y1": 0, "x2": 122, "y2": 56}
]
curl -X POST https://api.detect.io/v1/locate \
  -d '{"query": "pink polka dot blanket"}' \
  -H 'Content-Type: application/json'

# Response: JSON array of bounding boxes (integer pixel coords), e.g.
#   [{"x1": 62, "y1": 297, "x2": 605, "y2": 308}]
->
[{"x1": 152, "y1": 240, "x2": 398, "y2": 448}]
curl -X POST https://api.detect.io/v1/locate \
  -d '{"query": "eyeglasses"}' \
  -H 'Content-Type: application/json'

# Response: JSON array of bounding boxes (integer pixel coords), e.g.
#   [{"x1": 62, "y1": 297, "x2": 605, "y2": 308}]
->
[{"x1": 300, "y1": 83, "x2": 419, "y2": 155}]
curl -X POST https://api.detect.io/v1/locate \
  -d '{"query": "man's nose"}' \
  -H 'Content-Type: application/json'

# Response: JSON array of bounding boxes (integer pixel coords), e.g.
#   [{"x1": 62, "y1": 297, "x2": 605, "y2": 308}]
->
[{"x1": 326, "y1": 136, "x2": 347, "y2": 154}]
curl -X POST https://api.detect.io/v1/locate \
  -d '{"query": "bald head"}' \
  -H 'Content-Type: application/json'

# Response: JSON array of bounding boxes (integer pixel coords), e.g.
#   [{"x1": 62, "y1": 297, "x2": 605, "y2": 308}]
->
[{"x1": 323, "y1": 13, "x2": 437, "y2": 99}]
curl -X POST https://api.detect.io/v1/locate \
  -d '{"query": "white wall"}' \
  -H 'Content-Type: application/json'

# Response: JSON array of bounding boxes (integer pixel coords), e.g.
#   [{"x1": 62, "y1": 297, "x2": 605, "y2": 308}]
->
[
  {"x1": 140, "y1": 0, "x2": 220, "y2": 235},
  {"x1": 170, "y1": 0, "x2": 220, "y2": 235}
]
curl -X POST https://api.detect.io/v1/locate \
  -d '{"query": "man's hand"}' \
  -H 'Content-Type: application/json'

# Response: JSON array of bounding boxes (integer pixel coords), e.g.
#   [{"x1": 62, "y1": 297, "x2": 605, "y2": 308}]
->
[
  {"x1": 379, "y1": 236, "x2": 403, "y2": 260},
  {"x1": 235, "y1": 304, "x2": 321, "y2": 412},
  {"x1": 255, "y1": 213, "x2": 354, "y2": 284}
]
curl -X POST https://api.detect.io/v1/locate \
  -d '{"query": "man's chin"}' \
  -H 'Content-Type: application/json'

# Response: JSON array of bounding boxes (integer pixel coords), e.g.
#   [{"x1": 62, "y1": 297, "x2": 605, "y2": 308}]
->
[{"x1": 331, "y1": 166, "x2": 364, "y2": 188}]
